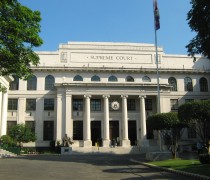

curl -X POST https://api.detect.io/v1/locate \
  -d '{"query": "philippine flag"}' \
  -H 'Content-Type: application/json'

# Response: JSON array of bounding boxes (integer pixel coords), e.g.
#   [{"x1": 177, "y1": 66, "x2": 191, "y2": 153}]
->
[{"x1": 154, "y1": 0, "x2": 160, "y2": 30}]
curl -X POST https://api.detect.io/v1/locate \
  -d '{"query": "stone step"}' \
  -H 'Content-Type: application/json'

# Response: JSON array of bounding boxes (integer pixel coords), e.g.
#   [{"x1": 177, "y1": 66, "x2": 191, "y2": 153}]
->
[
  {"x1": 0, "y1": 149, "x2": 17, "y2": 158},
  {"x1": 69, "y1": 146, "x2": 146, "y2": 154}
]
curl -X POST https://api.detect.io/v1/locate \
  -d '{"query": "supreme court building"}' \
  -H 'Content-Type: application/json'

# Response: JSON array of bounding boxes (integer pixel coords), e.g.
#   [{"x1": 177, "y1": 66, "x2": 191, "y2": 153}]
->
[{"x1": 3, "y1": 42, "x2": 210, "y2": 150}]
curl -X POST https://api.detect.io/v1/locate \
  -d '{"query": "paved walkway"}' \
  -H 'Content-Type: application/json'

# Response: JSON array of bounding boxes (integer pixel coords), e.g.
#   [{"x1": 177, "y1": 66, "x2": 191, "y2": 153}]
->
[{"x1": 0, "y1": 154, "x2": 203, "y2": 180}]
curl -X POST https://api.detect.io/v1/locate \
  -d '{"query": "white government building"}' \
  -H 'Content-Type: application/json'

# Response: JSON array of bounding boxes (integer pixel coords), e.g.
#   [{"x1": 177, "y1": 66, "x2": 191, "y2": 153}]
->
[{"x1": 1, "y1": 42, "x2": 210, "y2": 151}]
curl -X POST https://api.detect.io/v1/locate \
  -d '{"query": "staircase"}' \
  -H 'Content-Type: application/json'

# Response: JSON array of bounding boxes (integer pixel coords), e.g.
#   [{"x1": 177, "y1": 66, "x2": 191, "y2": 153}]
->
[
  {"x1": 0, "y1": 148, "x2": 17, "y2": 158},
  {"x1": 69, "y1": 146, "x2": 146, "y2": 154}
]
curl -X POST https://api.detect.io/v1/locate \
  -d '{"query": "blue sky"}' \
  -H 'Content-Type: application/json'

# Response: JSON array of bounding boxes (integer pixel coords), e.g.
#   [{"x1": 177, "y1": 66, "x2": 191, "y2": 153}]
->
[{"x1": 19, "y1": 0, "x2": 193, "y2": 55}]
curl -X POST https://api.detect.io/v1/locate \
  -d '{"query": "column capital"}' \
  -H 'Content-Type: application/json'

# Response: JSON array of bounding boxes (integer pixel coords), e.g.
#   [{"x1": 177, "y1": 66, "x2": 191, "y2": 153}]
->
[
  {"x1": 66, "y1": 94, "x2": 72, "y2": 98},
  {"x1": 57, "y1": 94, "x2": 62, "y2": 98},
  {"x1": 102, "y1": 95, "x2": 110, "y2": 99},
  {"x1": 36, "y1": 97, "x2": 44, "y2": 100},
  {"x1": 18, "y1": 97, "x2": 26, "y2": 100},
  {"x1": 139, "y1": 95, "x2": 146, "y2": 99},
  {"x1": 65, "y1": 89, "x2": 72, "y2": 96},
  {"x1": 84, "y1": 94, "x2": 91, "y2": 98},
  {"x1": 121, "y1": 95, "x2": 128, "y2": 99}
]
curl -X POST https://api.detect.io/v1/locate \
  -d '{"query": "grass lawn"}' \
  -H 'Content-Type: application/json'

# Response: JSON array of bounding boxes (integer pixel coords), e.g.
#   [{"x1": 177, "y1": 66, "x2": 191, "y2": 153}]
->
[{"x1": 149, "y1": 159, "x2": 210, "y2": 177}]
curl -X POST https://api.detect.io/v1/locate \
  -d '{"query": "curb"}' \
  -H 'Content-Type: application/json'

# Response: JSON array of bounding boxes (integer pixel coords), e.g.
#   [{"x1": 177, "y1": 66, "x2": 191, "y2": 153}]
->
[{"x1": 130, "y1": 159, "x2": 210, "y2": 180}]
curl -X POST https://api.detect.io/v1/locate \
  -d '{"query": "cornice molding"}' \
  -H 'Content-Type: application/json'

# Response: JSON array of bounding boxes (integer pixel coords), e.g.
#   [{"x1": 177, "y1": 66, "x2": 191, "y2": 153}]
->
[
  {"x1": 59, "y1": 42, "x2": 164, "y2": 52},
  {"x1": 31, "y1": 66, "x2": 210, "y2": 74}
]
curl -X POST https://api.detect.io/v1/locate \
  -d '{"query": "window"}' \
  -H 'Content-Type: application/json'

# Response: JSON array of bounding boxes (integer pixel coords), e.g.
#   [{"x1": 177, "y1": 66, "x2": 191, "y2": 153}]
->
[
  {"x1": 184, "y1": 77, "x2": 193, "y2": 92},
  {"x1": 91, "y1": 99, "x2": 101, "y2": 111},
  {"x1": 145, "y1": 99, "x2": 152, "y2": 110},
  {"x1": 73, "y1": 99, "x2": 83, "y2": 111},
  {"x1": 168, "y1": 77, "x2": 177, "y2": 91},
  {"x1": 25, "y1": 121, "x2": 35, "y2": 134},
  {"x1": 7, "y1": 121, "x2": 17, "y2": 135},
  {"x1": 127, "y1": 99, "x2": 136, "y2": 111},
  {"x1": 73, "y1": 121, "x2": 83, "y2": 140},
  {"x1": 27, "y1": 75, "x2": 37, "y2": 90},
  {"x1": 43, "y1": 121, "x2": 54, "y2": 141},
  {"x1": 108, "y1": 75, "x2": 117, "y2": 82},
  {"x1": 44, "y1": 99, "x2": 54, "y2": 111},
  {"x1": 26, "y1": 99, "x2": 36, "y2": 111},
  {"x1": 9, "y1": 75, "x2": 19, "y2": 90},
  {"x1": 142, "y1": 76, "x2": 151, "y2": 82},
  {"x1": 73, "y1": 75, "x2": 83, "y2": 81},
  {"x1": 199, "y1": 77, "x2": 208, "y2": 92},
  {"x1": 91, "y1": 75, "x2": 100, "y2": 82},
  {"x1": 45, "y1": 75, "x2": 55, "y2": 90},
  {"x1": 126, "y1": 76, "x2": 134, "y2": 82},
  {"x1": 8, "y1": 99, "x2": 18, "y2": 110},
  {"x1": 170, "y1": 99, "x2": 178, "y2": 110}
]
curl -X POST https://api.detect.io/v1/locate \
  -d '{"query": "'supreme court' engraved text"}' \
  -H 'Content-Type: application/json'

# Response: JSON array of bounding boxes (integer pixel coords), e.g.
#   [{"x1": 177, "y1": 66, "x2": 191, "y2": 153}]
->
[{"x1": 90, "y1": 55, "x2": 133, "y2": 61}]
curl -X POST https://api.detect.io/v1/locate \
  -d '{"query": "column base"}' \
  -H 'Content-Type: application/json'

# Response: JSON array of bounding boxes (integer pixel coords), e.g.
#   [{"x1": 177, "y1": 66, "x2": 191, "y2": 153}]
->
[
  {"x1": 103, "y1": 140, "x2": 111, "y2": 147},
  {"x1": 121, "y1": 139, "x2": 130, "y2": 147},
  {"x1": 83, "y1": 140, "x2": 92, "y2": 147}
]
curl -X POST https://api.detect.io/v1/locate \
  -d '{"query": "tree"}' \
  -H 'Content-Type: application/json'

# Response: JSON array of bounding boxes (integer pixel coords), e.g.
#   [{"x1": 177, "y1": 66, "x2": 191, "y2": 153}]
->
[
  {"x1": 8, "y1": 124, "x2": 36, "y2": 147},
  {"x1": 0, "y1": 0, "x2": 43, "y2": 79},
  {"x1": 178, "y1": 100, "x2": 210, "y2": 151},
  {"x1": 147, "y1": 112, "x2": 185, "y2": 159},
  {"x1": 186, "y1": 1, "x2": 210, "y2": 60}
]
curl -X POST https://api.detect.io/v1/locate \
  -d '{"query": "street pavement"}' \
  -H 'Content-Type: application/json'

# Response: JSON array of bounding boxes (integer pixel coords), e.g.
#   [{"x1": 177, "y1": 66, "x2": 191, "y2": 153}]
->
[{"x1": 0, "y1": 154, "x2": 199, "y2": 180}]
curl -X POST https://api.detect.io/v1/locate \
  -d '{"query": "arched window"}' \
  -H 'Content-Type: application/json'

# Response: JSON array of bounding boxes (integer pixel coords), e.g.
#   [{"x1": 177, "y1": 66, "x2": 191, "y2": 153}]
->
[
  {"x1": 108, "y1": 75, "x2": 118, "y2": 82},
  {"x1": 199, "y1": 77, "x2": 208, "y2": 92},
  {"x1": 184, "y1": 77, "x2": 193, "y2": 92},
  {"x1": 142, "y1": 76, "x2": 151, "y2": 82},
  {"x1": 73, "y1": 75, "x2": 83, "y2": 81},
  {"x1": 45, "y1": 75, "x2": 55, "y2": 90},
  {"x1": 168, "y1": 77, "x2": 177, "y2": 91},
  {"x1": 27, "y1": 75, "x2": 37, "y2": 90},
  {"x1": 126, "y1": 76, "x2": 134, "y2": 82},
  {"x1": 9, "y1": 75, "x2": 19, "y2": 90},
  {"x1": 91, "y1": 75, "x2": 100, "y2": 82}
]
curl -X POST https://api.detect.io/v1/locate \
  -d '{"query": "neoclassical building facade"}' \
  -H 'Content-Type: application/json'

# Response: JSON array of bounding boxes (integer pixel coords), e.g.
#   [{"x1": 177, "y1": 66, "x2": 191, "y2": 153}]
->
[{"x1": 5, "y1": 42, "x2": 210, "y2": 149}]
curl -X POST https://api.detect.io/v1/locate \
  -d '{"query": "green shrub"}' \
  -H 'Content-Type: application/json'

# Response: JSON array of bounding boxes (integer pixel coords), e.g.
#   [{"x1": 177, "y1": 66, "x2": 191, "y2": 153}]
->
[
  {"x1": 199, "y1": 154, "x2": 210, "y2": 164},
  {"x1": 21, "y1": 147, "x2": 37, "y2": 154},
  {"x1": 0, "y1": 135, "x2": 16, "y2": 147}
]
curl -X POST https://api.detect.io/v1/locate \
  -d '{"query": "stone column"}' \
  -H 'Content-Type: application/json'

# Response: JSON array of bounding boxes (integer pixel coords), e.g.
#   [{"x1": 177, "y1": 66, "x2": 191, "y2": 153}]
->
[
  {"x1": 83, "y1": 95, "x2": 92, "y2": 147},
  {"x1": 121, "y1": 95, "x2": 130, "y2": 147},
  {"x1": 102, "y1": 95, "x2": 110, "y2": 147},
  {"x1": 18, "y1": 98, "x2": 26, "y2": 124},
  {"x1": 1, "y1": 92, "x2": 8, "y2": 135},
  {"x1": 65, "y1": 93, "x2": 73, "y2": 139},
  {"x1": 56, "y1": 93, "x2": 63, "y2": 142},
  {"x1": 139, "y1": 95, "x2": 149, "y2": 148},
  {"x1": 36, "y1": 98, "x2": 44, "y2": 145}
]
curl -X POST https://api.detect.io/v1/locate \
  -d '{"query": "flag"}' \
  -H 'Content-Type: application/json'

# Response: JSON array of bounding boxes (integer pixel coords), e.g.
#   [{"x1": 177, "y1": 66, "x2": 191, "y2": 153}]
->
[{"x1": 154, "y1": 0, "x2": 160, "y2": 30}]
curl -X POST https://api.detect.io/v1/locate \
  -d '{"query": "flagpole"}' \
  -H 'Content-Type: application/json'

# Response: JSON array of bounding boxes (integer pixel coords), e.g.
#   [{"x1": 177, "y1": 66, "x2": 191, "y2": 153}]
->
[
  {"x1": 155, "y1": 28, "x2": 160, "y2": 114},
  {"x1": 155, "y1": 21, "x2": 162, "y2": 152}
]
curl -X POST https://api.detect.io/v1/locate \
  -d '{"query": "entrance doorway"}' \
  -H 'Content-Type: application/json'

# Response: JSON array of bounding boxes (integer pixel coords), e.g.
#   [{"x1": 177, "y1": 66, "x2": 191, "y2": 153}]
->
[
  {"x1": 91, "y1": 121, "x2": 101, "y2": 146},
  {"x1": 109, "y1": 121, "x2": 119, "y2": 145},
  {"x1": 128, "y1": 120, "x2": 137, "y2": 146}
]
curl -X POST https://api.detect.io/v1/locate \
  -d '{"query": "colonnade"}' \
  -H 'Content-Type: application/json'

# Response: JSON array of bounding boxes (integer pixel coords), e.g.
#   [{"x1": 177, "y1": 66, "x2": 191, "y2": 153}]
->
[{"x1": 56, "y1": 92, "x2": 148, "y2": 148}]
